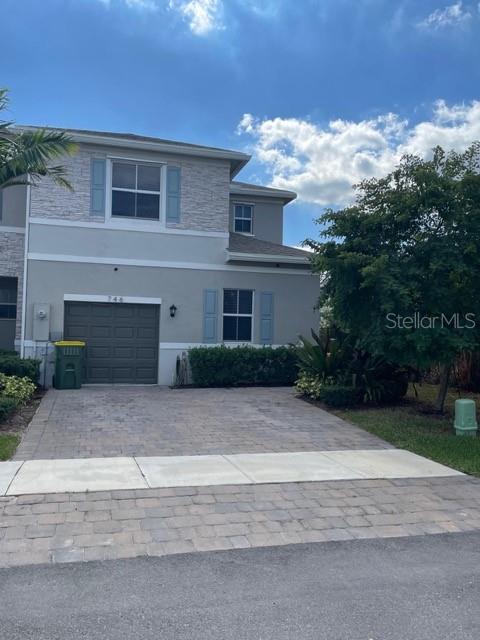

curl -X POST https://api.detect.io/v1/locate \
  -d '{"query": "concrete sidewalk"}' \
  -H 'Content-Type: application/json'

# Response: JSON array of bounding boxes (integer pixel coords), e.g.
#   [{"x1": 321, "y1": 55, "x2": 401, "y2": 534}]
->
[{"x1": 0, "y1": 449, "x2": 462, "y2": 496}]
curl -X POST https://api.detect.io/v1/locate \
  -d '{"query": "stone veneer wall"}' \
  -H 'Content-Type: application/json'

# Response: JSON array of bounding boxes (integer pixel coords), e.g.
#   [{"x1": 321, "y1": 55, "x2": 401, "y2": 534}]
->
[
  {"x1": 29, "y1": 144, "x2": 231, "y2": 233},
  {"x1": 0, "y1": 231, "x2": 25, "y2": 339}
]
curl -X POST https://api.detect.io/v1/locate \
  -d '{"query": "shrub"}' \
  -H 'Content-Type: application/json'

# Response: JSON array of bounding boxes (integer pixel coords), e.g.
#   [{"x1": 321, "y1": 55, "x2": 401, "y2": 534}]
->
[
  {"x1": 188, "y1": 346, "x2": 298, "y2": 387},
  {"x1": 295, "y1": 374, "x2": 363, "y2": 407},
  {"x1": 295, "y1": 330, "x2": 409, "y2": 406},
  {"x1": 0, "y1": 397, "x2": 17, "y2": 422},
  {"x1": 294, "y1": 372, "x2": 324, "y2": 400},
  {"x1": 0, "y1": 354, "x2": 40, "y2": 383},
  {"x1": 319, "y1": 385, "x2": 363, "y2": 408},
  {"x1": 0, "y1": 373, "x2": 36, "y2": 405}
]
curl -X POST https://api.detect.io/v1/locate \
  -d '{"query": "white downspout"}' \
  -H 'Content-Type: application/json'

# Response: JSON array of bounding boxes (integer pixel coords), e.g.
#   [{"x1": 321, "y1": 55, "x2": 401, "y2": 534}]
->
[{"x1": 20, "y1": 180, "x2": 30, "y2": 358}]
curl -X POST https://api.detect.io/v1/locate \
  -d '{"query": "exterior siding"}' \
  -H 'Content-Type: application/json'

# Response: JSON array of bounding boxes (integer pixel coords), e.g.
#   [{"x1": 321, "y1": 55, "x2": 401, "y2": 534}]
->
[
  {"x1": 30, "y1": 144, "x2": 231, "y2": 233},
  {"x1": 28, "y1": 223, "x2": 228, "y2": 265},
  {"x1": 229, "y1": 196, "x2": 284, "y2": 244},
  {"x1": 167, "y1": 157, "x2": 230, "y2": 232},
  {"x1": 0, "y1": 232, "x2": 25, "y2": 339},
  {"x1": 30, "y1": 147, "x2": 98, "y2": 223},
  {"x1": 25, "y1": 259, "x2": 318, "y2": 384}
]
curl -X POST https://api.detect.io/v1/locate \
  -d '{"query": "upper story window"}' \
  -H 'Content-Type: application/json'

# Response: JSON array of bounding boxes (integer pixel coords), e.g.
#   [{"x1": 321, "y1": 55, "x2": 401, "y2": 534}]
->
[
  {"x1": 111, "y1": 161, "x2": 162, "y2": 220},
  {"x1": 223, "y1": 289, "x2": 253, "y2": 342},
  {"x1": 234, "y1": 204, "x2": 253, "y2": 234}
]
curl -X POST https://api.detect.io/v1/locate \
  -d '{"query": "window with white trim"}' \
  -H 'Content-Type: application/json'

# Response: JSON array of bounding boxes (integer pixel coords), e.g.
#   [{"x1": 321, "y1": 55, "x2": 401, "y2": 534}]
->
[
  {"x1": 223, "y1": 289, "x2": 253, "y2": 341},
  {"x1": 111, "y1": 161, "x2": 162, "y2": 220},
  {"x1": 0, "y1": 277, "x2": 17, "y2": 319},
  {"x1": 234, "y1": 204, "x2": 253, "y2": 233}
]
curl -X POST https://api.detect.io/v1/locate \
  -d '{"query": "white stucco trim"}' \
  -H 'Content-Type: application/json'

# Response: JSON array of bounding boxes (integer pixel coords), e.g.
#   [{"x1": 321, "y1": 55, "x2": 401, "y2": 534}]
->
[
  {"x1": 64, "y1": 294, "x2": 162, "y2": 305},
  {"x1": 0, "y1": 226, "x2": 26, "y2": 234},
  {"x1": 227, "y1": 251, "x2": 310, "y2": 264},
  {"x1": 28, "y1": 252, "x2": 313, "y2": 276},
  {"x1": 20, "y1": 183, "x2": 31, "y2": 358},
  {"x1": 28, "y1": 217, "x2": 229, "y2": 239},
  {"x1": 158, "y1": 342, "x2": 285, "y2": 349}
]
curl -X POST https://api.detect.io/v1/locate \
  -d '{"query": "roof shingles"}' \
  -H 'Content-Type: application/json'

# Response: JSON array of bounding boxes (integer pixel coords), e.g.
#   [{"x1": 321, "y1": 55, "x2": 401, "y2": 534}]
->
[{"x1": 228, "y1": 232, "x2": 311, "y2": 260}]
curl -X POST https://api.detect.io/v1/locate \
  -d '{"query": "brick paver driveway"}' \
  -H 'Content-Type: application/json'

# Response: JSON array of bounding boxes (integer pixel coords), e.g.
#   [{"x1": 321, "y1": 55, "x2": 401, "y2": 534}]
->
[
  {"x1": 15, "y1": 386, "x2": 388, "y2": 460},
  {"x1": 4, "y1": 386, "x2": 480, "y2": 570}
]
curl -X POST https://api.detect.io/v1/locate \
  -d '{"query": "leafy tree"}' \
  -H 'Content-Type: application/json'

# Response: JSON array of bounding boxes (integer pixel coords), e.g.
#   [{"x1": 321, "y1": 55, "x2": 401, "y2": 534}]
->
[
  {"x1": 306, "y1": 144, "x2": 480, "y2": 412},
  {"x1": 0, "y1": 88, "x2": 76, "y2": 190}
]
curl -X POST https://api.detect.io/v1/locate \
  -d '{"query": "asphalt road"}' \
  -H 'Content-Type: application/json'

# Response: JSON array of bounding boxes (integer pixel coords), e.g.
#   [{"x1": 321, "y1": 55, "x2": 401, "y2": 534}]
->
[{"x1": 1, "y1": 533, "x2": 479, "y2": 640}]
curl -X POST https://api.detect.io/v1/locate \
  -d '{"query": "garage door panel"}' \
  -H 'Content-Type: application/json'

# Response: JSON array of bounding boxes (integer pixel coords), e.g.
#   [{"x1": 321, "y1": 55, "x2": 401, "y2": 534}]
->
[
  {"x1": 112, "y1": 367, "x2": 136, "y2": 382},
  {"x1": 66, "y1": 304, "x2": 91, "y2": 317},
  {"x1": 87, "y1": 367, "x2": 111, "y2": 382},
  {"x1": 115, "y1": 306, "x2": 136, "y2": 318},
  {"x1": 88, "y1": 345, "x2": 111, "y2": 359},
  {"x1": 136, "y1": 368, "x2": 158, "y2": 383},
  {"x1": 136, "y1": 347, "x2": 156, "y2": 359},
  {"x1": 137, "y1": 327, "x2": 156, "y2": 339},
  {"x1": 114, "y1": 326, "x2": 135, "y2": 338},
  {"x1": 89, "y1": 304, "x2": 114, "y2": 317},
  {"x1": 138, "y1": 306, "x2": 157, "y2": 319},
  {"x1": 64, "y1": 301, "x2": 159, "y2": 384},
  {"x1": 91, "y1": 325, "x2": 113, "y2": 338},
  {"x1": 114, "y1": 346, "x2": 135, "y2": 358}
]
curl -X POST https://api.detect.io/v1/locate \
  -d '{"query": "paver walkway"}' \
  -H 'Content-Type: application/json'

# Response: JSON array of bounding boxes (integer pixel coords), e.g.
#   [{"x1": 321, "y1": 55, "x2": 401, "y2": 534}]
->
[
  {"x1": 1, "y1": 476, "x2": 480, "y2": 567},
  {"x1": 14, "y1": 386, "x2": 388, "y2": 460}
]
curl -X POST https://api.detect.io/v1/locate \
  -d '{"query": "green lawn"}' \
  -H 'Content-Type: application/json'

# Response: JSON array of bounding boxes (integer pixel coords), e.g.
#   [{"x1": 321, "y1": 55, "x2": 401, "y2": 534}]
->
[
  {"x1": 0, "y1": 434, "x2": 20, "y2": 461},
  {"x1": 336, "y1": 384, "x2": 480, "y2": 477}
]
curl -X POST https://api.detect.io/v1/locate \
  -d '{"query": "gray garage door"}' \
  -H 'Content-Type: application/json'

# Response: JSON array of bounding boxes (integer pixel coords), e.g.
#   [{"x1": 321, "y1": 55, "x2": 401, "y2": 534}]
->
[{"x1": 64, "y1": 302, "x2": 159, "y2": 384}]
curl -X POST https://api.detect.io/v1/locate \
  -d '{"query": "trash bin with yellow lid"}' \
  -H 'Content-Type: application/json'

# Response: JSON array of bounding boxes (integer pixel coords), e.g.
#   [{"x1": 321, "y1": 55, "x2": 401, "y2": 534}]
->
[{"x1": 53, "y1": 341, "x2": 85, "y2": 389}]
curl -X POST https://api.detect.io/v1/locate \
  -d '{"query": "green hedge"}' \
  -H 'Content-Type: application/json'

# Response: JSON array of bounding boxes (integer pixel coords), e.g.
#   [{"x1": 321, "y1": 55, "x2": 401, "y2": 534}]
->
[
  {"x1": 0, "y1": 355, "x2": 40, "y2": 384},
  {"x1": 0, "y1": 397, "x2": 18, "y2": 422},
  {"x1": 188, "y1": 346, "x2": 298, "y2": 387},
  {"x1": 319, "y1": 385, "x2": 364, "y2": 408}
]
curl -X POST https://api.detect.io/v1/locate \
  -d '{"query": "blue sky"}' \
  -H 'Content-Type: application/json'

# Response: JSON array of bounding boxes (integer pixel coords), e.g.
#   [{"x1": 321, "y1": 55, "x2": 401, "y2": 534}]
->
[{"x1": 2, "y1": 0, "x2": 480, "y2": 245}]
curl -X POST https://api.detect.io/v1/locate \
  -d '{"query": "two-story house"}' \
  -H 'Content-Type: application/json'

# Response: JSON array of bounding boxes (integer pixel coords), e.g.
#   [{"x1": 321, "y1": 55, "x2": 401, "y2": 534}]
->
[{"x1": 0, "y1": 128, "x2": 318, "y2": 385}]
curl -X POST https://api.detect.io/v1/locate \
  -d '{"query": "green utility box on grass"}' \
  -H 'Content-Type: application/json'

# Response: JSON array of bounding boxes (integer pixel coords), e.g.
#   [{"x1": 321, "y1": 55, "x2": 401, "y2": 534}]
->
[
  {"x1": 454, "y1": 399, "x2": 478, "y2": 437},
  {"x1": 54, "y1": 341, "x2": 85, "y2": 390}
]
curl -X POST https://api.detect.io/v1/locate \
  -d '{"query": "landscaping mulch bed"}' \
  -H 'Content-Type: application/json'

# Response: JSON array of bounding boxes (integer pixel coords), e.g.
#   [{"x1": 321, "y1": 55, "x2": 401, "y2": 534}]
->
[
  {"x1": 0, "y1": 390, "x2": 44, "y2": 435},
  {"x1": 0, "y1": 390, "x2": 45, "y2": 460}
]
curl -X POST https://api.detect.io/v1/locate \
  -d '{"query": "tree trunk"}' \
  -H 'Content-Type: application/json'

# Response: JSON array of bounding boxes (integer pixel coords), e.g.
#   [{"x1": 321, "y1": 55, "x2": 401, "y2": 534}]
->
[{"x1": 434, "y1": 364, "x2": 451, "y2": 413}]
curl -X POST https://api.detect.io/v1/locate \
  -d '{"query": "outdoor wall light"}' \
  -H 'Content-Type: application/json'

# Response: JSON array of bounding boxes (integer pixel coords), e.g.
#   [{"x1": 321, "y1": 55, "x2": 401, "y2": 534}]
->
[{"x1": 169, "y1": 304, "x2": 177, "y2": 318}]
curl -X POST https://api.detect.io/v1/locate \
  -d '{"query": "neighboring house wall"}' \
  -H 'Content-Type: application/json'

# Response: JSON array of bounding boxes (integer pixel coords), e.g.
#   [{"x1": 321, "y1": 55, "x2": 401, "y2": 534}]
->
[
  {"x1": 0, "y1": 186, "x2": 27, "y2": 228},
  {"x1": 0, "y1": 231, "x2": 25, "y2": 341},
  {"x1": 29, "y1": 144, "x2": 231, "y2": 233},
  {"x1": 25, "y1": 259, "x2": 319, "y2": 384},
  {"x1": 229, "y1": 196, "x2": 284, "y2": 244}
]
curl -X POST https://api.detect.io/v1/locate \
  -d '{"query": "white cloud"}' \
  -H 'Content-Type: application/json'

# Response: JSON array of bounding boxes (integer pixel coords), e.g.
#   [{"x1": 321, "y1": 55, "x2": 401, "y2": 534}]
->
[
  {"x1": 417, "y1": 2, "x2": 472, "y2": 29},
  {"x1": 168, "y1": 0, "x2": 223, "y2": 35},
  {"x1": 237, "y1": 101, "x2": 480, "y2": 207}
]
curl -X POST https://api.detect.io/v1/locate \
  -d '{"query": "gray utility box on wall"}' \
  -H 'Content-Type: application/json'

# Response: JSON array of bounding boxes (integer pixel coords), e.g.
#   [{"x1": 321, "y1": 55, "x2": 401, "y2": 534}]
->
[{"x1": 33, "y1": 303, "x2": 51, "y2": 341}]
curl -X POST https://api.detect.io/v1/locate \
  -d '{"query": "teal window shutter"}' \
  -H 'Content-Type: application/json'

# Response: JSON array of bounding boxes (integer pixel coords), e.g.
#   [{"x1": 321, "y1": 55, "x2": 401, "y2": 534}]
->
[
  {"x1": 90, "y1": 158, "x2": 106, "y2": 217},
  {"x1": 203, "y1": 289, "x2": 218, "y2": 343},
  {"x1": 0, "y1": 189, "x2": 3, "y2": 221},
  {"x1": 260, "y1": 292, "x2": 274, "y2": 345},
  {"x1": 166, "y1": 166, "x2": 181, "y2": 223}
]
